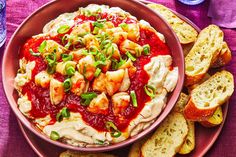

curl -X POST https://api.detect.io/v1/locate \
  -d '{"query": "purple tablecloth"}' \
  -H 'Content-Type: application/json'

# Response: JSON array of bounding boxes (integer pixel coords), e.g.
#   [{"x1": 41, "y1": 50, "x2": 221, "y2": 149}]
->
[{"x1": 0, "y1": 0, "x2": 235, "y2": 157}]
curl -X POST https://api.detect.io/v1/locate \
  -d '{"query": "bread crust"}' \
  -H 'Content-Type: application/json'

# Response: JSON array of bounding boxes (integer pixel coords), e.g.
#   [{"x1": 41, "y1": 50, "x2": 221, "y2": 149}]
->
[{"x1": 183, "y1": 98, "x2": 216, "y2": 121}]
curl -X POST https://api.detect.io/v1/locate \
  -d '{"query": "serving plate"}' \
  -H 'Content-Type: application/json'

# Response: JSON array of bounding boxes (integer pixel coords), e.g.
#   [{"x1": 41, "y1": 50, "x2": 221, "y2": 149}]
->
[
  {"x1": 2, "y1": 0, "x2": 184, "y2": 152},
  {"x1": 17, "y1": 1, "x2": 229, "y2": 157}
]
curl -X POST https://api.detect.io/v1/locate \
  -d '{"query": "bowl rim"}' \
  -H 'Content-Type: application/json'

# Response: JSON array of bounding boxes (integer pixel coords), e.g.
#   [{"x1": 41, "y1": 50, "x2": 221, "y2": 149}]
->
[{"x1": 2, "y1": 0, "x2": 184, "y2": 152}]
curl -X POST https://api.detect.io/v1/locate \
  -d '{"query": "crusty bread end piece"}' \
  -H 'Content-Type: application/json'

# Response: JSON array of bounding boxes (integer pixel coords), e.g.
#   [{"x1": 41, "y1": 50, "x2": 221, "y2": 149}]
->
[
  {"x1": 178, "y1": 121, "x2": 195, "y2": 154},
  {"x1": 200, "y1": 106, "x2": 223, "y2": 127},
  {"x1": 141, "y1": 112, "x2": 188, "y2": 157},
  {"x1": 59, "y1": 150, "x2": 116, "y2": 157},
  {"x1": 212, "y1": 41, "x2": 232, "y2": 68},
  {"x1": 185, "y1": 25, "x2": 224, "y2": 86},
  {"x1": 184, "y1": 70, "x2": 234, "y2": 121},
  {"x1": 147, "y1": 3, "x2": 198, "y2": 44}
]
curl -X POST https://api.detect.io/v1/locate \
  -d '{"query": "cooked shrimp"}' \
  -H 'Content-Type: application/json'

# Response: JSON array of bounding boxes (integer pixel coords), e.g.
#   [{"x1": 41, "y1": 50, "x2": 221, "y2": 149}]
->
[
  {"x1": 71, "y1": 72, "x2": 87, "y2": 96},
  {"x1": 112, "y1": 92, "x2": 130, "y2": 115},
  {"x1": 87, "y1": 92, "x2": 109, "y2": 115},
  {"x1": 92, "y1": 73, "x2": 107, "y2": 93},
  {"x1": 118, "y1": 58, "x2": 137, "y2": 77},
  {"x1": 35, "y1": 71, "x2": 51, "y2": 88},
  {"x1": 50, "y1": 78, "x2": 64, "y2": 105},
  {"x1": 77, "y1": 55, "x2": 96, "y2": 81},
  {"x1": 106, "y1": 69, "x2": 125, "y2": 96}
]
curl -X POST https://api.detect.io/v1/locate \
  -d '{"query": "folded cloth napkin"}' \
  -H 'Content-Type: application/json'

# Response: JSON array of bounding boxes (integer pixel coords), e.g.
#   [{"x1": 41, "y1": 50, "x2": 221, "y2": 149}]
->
[{"x1": 208, "y1": 0, "x2": 236, "y2": 28}]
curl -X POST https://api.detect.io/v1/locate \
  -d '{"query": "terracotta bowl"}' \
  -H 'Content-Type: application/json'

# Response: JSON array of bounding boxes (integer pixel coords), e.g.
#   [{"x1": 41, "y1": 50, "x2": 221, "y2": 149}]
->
[{"x1": 2, "y1": 0, "x2": 184, "y2": 152}]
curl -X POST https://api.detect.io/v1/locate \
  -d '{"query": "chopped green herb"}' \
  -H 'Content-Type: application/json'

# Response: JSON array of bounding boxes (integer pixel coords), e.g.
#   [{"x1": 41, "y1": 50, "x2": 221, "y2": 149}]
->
[
  {"x1": 57, "y1": 25, "x2": 70, "y2": 34},
  {"x1": 135, "y1": 47, "x2": 142, "y2": 57},
  {"x1": 105, "y1": 121, "x2": 121, "y2": 138},
  {"x1": 92, "y1": 27, "x2": 100, "y2": 34},
  {"x1": 93, "y1": 21, "x2": 104, "y2": 29},
  {"x1": 65, "y1": 66, "x2": 75, "y2": 76},
  {"x1": 94, "y1": 60, "x2": 107, "y2": 67},
  {"x1": 45, "y1": 53, "x2": 57, "y2": 66},
  {"x1": 50, "y1": 131, "x2": 60, "y2": 141},
  {"x1": 56, "y1": 112, "x2": 63, "y2": 122},
  {"x1": 63, "y1": 78, "x2": 72, "y2": 92},
  {"x1": 126, "y1": 51, "x2": 136, "y2": 62},
  {"x1": 29, "y1": 48, "x2": 40, "y2": 56},
  {"x1": 119, "y1": 23, "x2": 128, "y2": 30},
  {"x1": 96, "y1": 139, "x2": 105, "y2": 145},
  {"x1": 61, "y1": 107, "x2": 70, "y2": 118},
  {"x1": 94, "y1": 68, "x2": 102, "y2": 77},
  {"x1": 143, "y1": 44, "x2": 150, "y2": 55},
  {"x1": 61, "y1": 54, "x2": 73, "y2": 62},
  {"x1": 38, "y1": 40, "x2": 47, "y2": 53},
  {"x1": 80, "y1": 92, "x2": 97, "y2": 106},
  {"x1": 144, "y1": 84, "x2": 156, "y2": 98},
  {"x1": 130, "y1": 90, "x2": 138, "y2": 107}
]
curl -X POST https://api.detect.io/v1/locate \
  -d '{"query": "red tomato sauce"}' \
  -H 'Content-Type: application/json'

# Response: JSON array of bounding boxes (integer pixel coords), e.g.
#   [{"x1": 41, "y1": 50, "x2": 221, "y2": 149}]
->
[{"x1": 19, "y1": 15, "x2": 171, "y2": 132}]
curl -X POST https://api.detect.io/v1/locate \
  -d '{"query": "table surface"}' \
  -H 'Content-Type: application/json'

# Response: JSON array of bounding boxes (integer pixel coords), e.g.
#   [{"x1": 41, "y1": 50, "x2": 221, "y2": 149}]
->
[{"x1": 0, "y1": 0, "x2": 235, "y2": 157}]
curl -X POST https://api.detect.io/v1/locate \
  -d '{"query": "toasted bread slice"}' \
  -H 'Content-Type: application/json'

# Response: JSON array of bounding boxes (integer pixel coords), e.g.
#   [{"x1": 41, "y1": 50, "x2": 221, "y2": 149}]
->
[
  {"x1": 147, "y1": 3, "x2": 198, "y2": 44},
  {"x1": 187, "y1": 73, "x2": 211, "y2": 93},
  {"x1": 178, "y1": 121, "x2": 195, "y2": 154},
  {"x1": 200, "y1": 106, "x2": 223, "y2": 127},
  {"x1": 141, "y1": 112, "x2": 188, "y2": 157},
  {"x1": 185, "y1": 25, "x2": 224, "y2": 86},
  {"x1": 173, "y1": 93, "x2": 189, "y2": 113},
  {"x1": 128, "y1": 136, "x2": 149, "y2": 157},
  {"x1": 184, "y1": 70, "x2": 234, "y2": 121},
  {"x1": 59, "y1": 150, "x2": 116, "y2": 157},
  {"x1": 212, "y1": 41, "x2": 232, "y2": 68}
]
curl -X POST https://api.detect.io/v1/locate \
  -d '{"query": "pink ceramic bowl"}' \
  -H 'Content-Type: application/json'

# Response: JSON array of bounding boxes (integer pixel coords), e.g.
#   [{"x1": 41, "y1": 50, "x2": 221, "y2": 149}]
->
[{"x1": 2, "y1": 0, "x2": 184, "y2": 152}]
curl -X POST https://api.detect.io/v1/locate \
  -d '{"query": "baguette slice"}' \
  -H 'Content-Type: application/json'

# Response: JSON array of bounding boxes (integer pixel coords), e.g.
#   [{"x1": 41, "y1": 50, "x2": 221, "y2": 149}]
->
[
  {"x1": 185, "y1": 25, "x2": 224, "y2": 86},
  {"x1": 212, "y1": 41, "x2": 232, "y2": 68},
  {"x1": 187, "y1": 73, "x2": 211, "y2": 93},
  {"x1": 141, "y1": 112, "x2": 188, "y2": 157},
  {"x1": 59, "y1": 150, "x2": 116, "y2": 157},
  {"x1": 147, "y1": 3, "x2": 198, "y2": 44},
  {"x1": 200, "y1": 106, "x2": 223, "y2": 127},
  {"x1": 178, "y1": 121, "x2": 195, "y2": 154},
  {"x1": 184, "y1": 70, "x2": 234, "y2": 121}
]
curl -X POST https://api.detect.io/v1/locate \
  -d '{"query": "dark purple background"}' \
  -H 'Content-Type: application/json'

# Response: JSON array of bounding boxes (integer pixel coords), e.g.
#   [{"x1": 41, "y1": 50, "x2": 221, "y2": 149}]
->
[{"x1": 0, "y1": 0, "x2": 235, "y2": 156}]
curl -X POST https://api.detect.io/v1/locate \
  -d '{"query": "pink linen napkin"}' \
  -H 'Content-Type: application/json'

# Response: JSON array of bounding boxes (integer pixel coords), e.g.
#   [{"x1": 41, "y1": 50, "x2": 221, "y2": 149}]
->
[{"x1": 208, "y1": 0, "x2": 236, "y2": 28}]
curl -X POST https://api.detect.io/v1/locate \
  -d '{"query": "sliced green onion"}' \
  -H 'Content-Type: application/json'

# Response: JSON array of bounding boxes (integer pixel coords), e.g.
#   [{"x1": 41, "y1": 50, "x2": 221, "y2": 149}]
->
[
  {"x1": 111, "y1": 59, "x2": 119, "y2": 70},
  {"x1": 135, "y1": 47, "x2": 142, "y2": 57},
  {"x1": 50, "y1": 131, "x2": 60, "y2": 141},
  {"x1": 111, "y1": 131, "x2": 122, "y2": 138},
  {"x1": 81, "y1": 49, "x2": 89, "y2": 55},
  {"x1": 95, "y1": 52, "x2": 106, "y2": 62},
  {"x1": 93, "y1": 21, "x2": 104, "y2": 29},
  {"x1": 29, "y1": 48, "x2": 40, "y2": 56},
  {"x1": 94, "y1": 68, "x2": 102, "y2": 77},
  {"x1": 61, "y1": 107, "x2": 70, "y2": 118},
  {"x1": 126, "y1": 51, "x2": 136, "y2": 62},
  {"x1": 94, "y1": 60, "x2": 107, "y2": 67},
  {"x1": 81, "y1": 92, "x2": 97, "y2": 106},
  {"x1": 130, "y1": 90, "x2": 138, "y2": 107},
  {"x1": 61, "y1": 54, "x2": 73, "y2": 62},
  {"x1": 96, "y1": 139, "x2": 105, "y2": 145},
  {"x1": 100, "y1": 39, "x2": 112, "y2": 50},
  {"x1": 56, "y1": 112, "x2": 63, "y2": 122},
  {"x1": 92, "y1": 27, "x2": 100, "y2": 34},
  {"x1": 45, "y1": 53, "x2": 57, "y2": 66},
  {"x1": 38, "y1": 40, "x2": 47, "y2": 53},
  {"x1": 81, "y1": 92, "x2": 97, "y2": 100},
  {"x1": 61, "y1": 34, "x2": 69, "y2": 45},
  {"x1": 63, "y1": 78, "x2": 72, "y2": 92},
  {"x1": 143, "y1": 44, "x2": 150, "y2": 55},
  {"x1": 65, "y1": 41, "x2": 72, "y2": 49},
  {"x1": 57, "y1": 25, "x2": 70, "y2": 34},
  {"x1": 89, "y1": 46, "x2": 99, "y2": 55},
  {"x1": 105, "y1": 121, "x2": 121, "y2": 138},
  {"x1": 65, "y1": 66, "x2": 75, "y2": 76},
  {"x1": 119, "y1": 23, "x2": 128, "y2": 30},
  {"x1": 144, "y1": 85, "x2": 156, "y2": 98}
]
